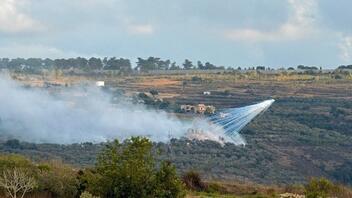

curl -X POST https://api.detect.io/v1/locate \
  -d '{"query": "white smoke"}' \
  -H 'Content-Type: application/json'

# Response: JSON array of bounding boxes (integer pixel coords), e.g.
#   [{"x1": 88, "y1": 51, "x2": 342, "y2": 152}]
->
[
  {"x1": 185, "y1": 99, "x2": 275, "y2": 146},
  {"x1": 0, "y1": 75, "x2": 274, "y2": 145},
  {"x1": 0, "y1": 75, "x2": 190, "y2": 144}
]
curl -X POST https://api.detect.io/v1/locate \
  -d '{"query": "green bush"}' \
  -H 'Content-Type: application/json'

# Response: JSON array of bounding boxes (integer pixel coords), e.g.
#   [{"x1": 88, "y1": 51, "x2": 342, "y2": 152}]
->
[
  {"x1": 305, "y1": 177, "x2": 340, "y2": 198},
  {"x1": 154, "y1": 161, "x2": 186, "y2": 197},
  {"x1": 37, "y1": 161, "x2": 79, "y2": 198},
  {"x1": 83, "y1": 137, "x2": 185, "y2": 198}
]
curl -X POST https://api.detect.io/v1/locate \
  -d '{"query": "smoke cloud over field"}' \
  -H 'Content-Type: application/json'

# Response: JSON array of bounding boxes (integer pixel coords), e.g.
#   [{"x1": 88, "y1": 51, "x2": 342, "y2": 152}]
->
[
  {"x1": 0, "y1": 75, "x2": 190, "y2": 144},
  {"x1": 0, "y1": 75, "x2": 274, "y2": 145}
]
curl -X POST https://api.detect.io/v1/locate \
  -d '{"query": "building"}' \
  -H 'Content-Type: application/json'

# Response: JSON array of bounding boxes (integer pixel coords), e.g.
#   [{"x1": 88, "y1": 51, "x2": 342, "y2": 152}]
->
[
  {"x1": 180, "y1": 104, "x2": 216, "y2": 114},
  {"x1": 96, "y1": 81, "x2": 105, "y2": 87},
  {"x1": 196, "y1": 104, "x2": 207, "y2": 114},
  {"x1": 205, "y1": 105, "x2": 216, "y2": 114},
  {"x1": 180, "y1": 105, "x2": 195, "y2": 113}
]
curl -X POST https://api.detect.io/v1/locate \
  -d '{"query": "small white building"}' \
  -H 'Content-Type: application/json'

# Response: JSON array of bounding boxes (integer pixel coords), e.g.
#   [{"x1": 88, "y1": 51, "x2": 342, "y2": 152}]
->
[
  {"x1": 203, "y1": 91, "x2": 211, "y2": 95},
  {"x1": 96, "y1": 81, "x2": 105, "y2": 87}
]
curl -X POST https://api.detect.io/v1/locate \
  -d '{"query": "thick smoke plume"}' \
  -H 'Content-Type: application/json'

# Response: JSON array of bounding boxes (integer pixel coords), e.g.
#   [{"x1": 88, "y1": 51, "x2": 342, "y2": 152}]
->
[
  {"x1": 0, "y1": 75, "x2": 189, "y2": 144},
  {"x1": 0, "y1": 75, "x2": 273, "y2": 145}
]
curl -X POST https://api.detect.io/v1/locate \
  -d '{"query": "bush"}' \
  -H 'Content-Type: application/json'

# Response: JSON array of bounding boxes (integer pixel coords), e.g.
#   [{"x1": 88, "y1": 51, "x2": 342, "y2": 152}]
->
[
  {"x1": 37, "y1": 161, "x2": 79, "y2": 198},
  {"x1": 0, "y1": 154, "x2": 35, "y2": 173},
  {"x1": 154, "y1": 161, "x2": 186, "y2": 197},
  {"x1": 0, "y1": 155, "x2": 79, "y2": 198},
  {"x1": 84, "y1": 137, "x2": 185, "y2": 198},
  {"x1": 182, "y1": 171, "x2": 206, "y2": 191},
  {"x1": 305, "y1": 178, "x2": 340, "y2": 198},
  {"x1": 191, "y1": 76, "x2": 202, "y2": 82}
]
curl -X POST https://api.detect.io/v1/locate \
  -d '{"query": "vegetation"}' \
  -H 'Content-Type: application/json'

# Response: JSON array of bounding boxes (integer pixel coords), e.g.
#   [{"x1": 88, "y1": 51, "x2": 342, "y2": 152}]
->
[
  {"x1": 81, "y1": 137, "x2": 185, "y2": 198},
  {"x1": 4, "y1": 57, "x2": 350, "y2": 74},
  {"x1": 0, "y1": 168, "x2": 37, "y2": 198},
  {"x1": 0, "y1": 151, "x2": 350, "y2": 197},
  {"x1": 182, "y1": 171, "x2": 206, "y2": 192},
  {"x1": 1, "y1": 70, "x2": 351, "y2": 186},
  {"x1": 0, "y1": 137, "x2": 186, "y2": 198},
  {"x1": 304, "y1": 177, "x2": 352, "y2": 198},
  {"x1": 1, "y1": 67, "x2": 352, "y2": 197}
]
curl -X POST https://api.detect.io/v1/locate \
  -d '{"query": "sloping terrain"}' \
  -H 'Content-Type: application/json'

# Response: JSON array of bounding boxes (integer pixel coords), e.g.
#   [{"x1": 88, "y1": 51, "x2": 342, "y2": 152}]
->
[{"x1": 1, "y1": 73, "x2": 351, "y2": 185}]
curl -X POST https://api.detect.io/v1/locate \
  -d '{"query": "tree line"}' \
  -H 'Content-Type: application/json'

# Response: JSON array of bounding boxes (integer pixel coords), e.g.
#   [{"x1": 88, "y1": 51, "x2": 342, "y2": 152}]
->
[
  {"x1": 1, "y1": 57, "x2": 351, "y2": 74},
  {"x1": 0, "y1": 57, "x2": 225, "y2": 72}
]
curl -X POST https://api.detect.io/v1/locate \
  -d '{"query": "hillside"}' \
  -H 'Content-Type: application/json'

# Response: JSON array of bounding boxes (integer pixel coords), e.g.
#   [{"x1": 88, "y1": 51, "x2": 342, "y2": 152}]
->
[{"x1": 1, "y1": 71, "x2": 351, "y2": 185}]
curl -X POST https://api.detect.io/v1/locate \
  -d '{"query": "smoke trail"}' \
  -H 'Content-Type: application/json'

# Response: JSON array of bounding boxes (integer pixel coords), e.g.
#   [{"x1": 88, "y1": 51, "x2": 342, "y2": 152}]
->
[
  {"x1": 0, "y1": 75, "x2": 189, "y2": 143},
  {"x1": 186, "y1": 100, "x2": 275, "y2": 145}
]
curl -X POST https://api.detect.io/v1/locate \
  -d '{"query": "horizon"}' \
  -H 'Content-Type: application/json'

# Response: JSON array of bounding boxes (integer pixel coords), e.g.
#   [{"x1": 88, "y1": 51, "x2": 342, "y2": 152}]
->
[{"x1": 0, "y1": 56, "x2": 350, "y2": 69}]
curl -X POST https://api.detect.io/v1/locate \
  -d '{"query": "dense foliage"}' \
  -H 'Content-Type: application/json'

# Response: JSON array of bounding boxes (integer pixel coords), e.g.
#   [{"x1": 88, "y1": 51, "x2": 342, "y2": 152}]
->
[
  {"x1": 79, "y1": 137, "x2": 185, "y2": 198},
  {"x1": 0, "y1": 137, "x2": 185, "y2": 198}
]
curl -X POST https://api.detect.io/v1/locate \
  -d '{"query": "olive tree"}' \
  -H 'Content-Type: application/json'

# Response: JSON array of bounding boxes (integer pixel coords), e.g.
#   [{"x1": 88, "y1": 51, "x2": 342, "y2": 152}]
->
[{"x1": 0, "y1": 168, "x2": 37, "y2": 198}]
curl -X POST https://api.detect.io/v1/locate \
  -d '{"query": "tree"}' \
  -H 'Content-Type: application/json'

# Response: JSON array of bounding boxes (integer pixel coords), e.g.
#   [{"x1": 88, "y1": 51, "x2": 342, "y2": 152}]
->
[
  {"x1": 88, "y1": 58, "x2": 103, "y2": 70},
  {"x1": 297, "y1": 65, "x2": 318, "y2": 70},
  {"x1": 154, "y1": 161, "x2": 185, "y2": 198},
  {"x1": 169, "y1": 62, "x2": 180, "y2": 70},
  {"x1": 182, "y1": 59, "x2": 193, "y2": 70},
  {"x1": 159, "y1": 59, "x2": 171, "y2": 70},
  {"x1": 54, "y1": 58, "x2": 70, "y2": 69},
  {"x1": 197, "y1": 61, "x2": 204, "y2": 70},
  {"x1": 96, "y1": 137, "x2": 155, "y2": 197},
  {"x1": 0, "y1": 58, "x2": 10, "y2": 68},
  {"x1": 136, "y1": 57, "x2": 157, "y2": 71},
  {"x1": 256, "y1": 66, "x2": 265, "y2": 70},
  {"x1": 104, "y1": 57, "x2": 132, "y2": 72},
  {"x1": 0, "y1": 168, "x2": 37, "y2": 198},
  {"x1": 204, "y1": 62, "x2": 216, "y2": 70},
  {"x1": 37, "y1": 161, "x2": 79, "y2": 198},
  {"x1": 75, "y1": 57, "x2": 88, "y2": 69},
  {"x1": 84, "y1": 137, "x2": 185, "y2": 198}
]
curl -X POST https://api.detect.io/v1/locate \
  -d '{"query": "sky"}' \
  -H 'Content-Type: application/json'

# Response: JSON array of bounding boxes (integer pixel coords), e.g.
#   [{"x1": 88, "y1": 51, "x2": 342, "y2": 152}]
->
[{"x1": 0, "y1": 0, "x2": 351, "y2": 68}]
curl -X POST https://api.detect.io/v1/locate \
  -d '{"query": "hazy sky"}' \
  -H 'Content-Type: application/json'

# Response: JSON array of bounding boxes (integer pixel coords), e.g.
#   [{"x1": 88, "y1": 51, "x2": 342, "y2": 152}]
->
[{"x1": 0, "y1": 0, "x2": 351, "y2": 68}]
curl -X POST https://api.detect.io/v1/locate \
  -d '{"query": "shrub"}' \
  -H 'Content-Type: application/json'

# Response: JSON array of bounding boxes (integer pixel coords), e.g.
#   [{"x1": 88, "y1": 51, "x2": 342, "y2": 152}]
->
[
  {"x1": 154, "y1": 161, "x2": 186, "y2": 197},
  {"x1": 305, "y1": 177, "x2": 340, "y2": 198},
  {"x1": 37, "y1": 161, "x2": 79, "y2": 198},
  {"x1": 182, "y1": 171, "x2": 206, "y2": 191},
  {"x1": 84, "y1": 137, "x2": 185, "y2": 198},
  {"x1": 191, "y1": 76, "x2": 202, "y2": 82},
  {"x1": 0, "y1": 168, "x2": 37, "y2": 198}
]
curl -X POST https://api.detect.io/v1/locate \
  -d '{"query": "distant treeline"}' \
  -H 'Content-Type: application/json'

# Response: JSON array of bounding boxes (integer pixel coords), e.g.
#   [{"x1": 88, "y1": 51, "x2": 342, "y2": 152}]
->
[
  {"x1": 0, "y1": 57, "x2": 225, "y2": 72},
  {"x1": 338, "y1": 65, "x2": 352, "y2": 69},
  {"x1": 0, "y1": 57, "x2": 351, "y2": 73}
]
